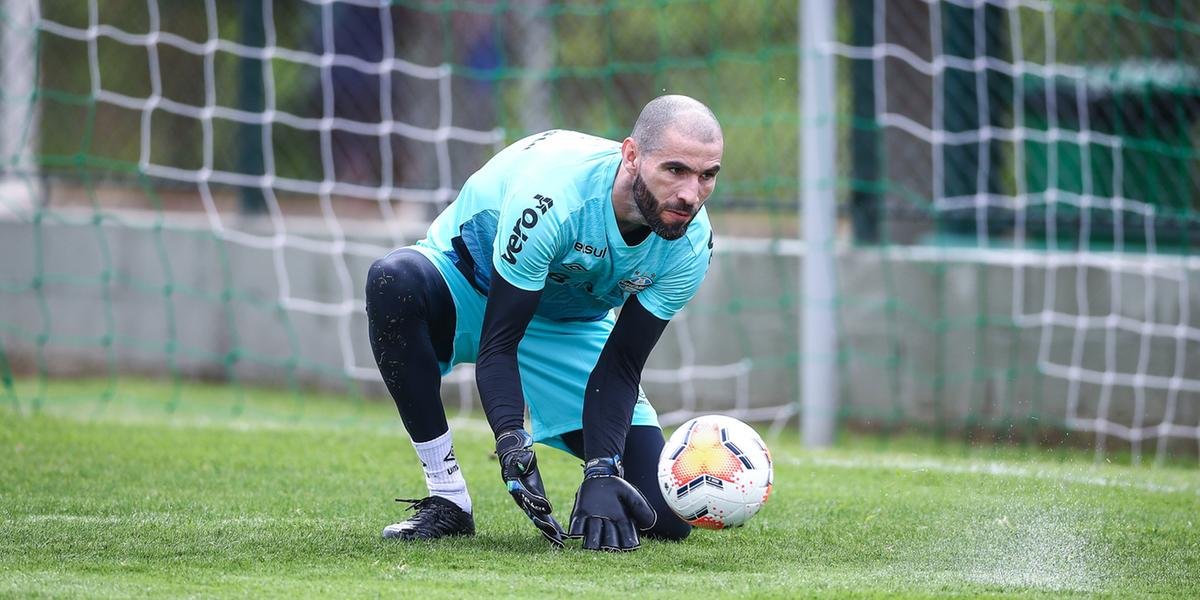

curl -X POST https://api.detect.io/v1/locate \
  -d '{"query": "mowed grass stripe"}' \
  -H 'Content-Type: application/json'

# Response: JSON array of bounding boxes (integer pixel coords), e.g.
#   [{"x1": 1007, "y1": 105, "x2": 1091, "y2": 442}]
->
[{"x1": 1, "y1": 402, "x2": 1197, "y2": 598}]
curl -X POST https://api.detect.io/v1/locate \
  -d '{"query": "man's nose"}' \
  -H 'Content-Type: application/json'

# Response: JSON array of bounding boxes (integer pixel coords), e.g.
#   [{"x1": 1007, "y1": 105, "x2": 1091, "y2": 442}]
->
[{"x1": 677, "y1": 177, "x2": 703, "y2": 205}]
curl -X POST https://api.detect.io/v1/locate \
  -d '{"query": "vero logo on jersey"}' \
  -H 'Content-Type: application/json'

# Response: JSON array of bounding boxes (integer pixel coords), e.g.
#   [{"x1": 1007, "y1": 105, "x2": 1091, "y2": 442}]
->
[{"x1": 500, "y1": 194, "x2": 554, "y2": 265}]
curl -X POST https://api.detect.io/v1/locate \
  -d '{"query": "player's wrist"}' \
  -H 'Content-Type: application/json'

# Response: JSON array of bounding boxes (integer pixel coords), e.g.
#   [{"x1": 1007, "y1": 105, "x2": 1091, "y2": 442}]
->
[
  {"x1": 582, "y1": 455, "x2": 622, "y2": 479},
  {"x1": 495, "y1": 428, "x2": 533, "y2": 456}
]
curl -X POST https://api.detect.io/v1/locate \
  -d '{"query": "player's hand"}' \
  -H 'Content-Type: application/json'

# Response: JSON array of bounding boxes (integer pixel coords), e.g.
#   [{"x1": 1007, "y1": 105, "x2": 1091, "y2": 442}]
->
[
  {"x1": 567, "y1": 457, "x2": 657, "y2": 551},
  {"x1": 496, "y1": 428, "x2": 565, "y2": 548}
]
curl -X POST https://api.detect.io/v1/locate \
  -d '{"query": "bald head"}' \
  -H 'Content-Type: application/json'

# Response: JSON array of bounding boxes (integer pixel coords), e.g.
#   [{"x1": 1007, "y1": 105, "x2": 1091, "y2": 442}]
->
[{"x1": 630, "y1": 95, "x2": 723, "y2": 156}]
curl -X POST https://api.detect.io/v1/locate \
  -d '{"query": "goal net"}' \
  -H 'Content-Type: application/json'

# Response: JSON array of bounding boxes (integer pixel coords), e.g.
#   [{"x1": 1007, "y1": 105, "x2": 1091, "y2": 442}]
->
[
  {"x1": 0, "y1": 0, "x2": 800, "y2": 432},
  {"x1": 2, "y1": 0, "x2": 1197, "y2": 462},
  {"x1": 826, "y1": 0, "x2": 1200, "y2": 463}
]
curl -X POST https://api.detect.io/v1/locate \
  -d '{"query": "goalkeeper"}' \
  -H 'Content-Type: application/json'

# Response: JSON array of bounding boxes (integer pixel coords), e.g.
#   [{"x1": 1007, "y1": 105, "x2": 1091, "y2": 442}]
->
[{"x1": 365, "y1": 95, "x2": 722, "y2": 551}]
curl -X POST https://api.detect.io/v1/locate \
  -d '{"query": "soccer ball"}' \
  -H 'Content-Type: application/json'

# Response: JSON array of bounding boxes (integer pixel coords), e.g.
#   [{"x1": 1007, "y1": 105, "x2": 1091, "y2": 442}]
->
[{"x1": 657, "y1": 414, "x2": 773, "y2": 529}]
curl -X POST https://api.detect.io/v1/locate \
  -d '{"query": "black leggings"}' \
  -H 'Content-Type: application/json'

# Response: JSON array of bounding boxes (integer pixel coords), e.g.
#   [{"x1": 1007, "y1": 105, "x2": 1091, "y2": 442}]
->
[
  {"x1": 365, "y1": 248, "x2": 456, "y2": 443},
  {"x1": 366, "y1": 249, "x2": 690, "y2": 541}
]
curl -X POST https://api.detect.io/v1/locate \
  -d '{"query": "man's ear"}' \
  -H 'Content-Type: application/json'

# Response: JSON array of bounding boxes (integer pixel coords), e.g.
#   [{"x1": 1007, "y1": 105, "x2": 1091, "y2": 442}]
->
[{"x1": 620, "y1": 137, "x2": 639, "y2": 175}]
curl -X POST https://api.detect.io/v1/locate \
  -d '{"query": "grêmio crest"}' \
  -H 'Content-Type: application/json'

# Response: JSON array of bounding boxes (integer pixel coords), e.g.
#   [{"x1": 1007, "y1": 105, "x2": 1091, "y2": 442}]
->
[{"x1": 617, "y1": 271, "x2": 655, "y2": 294}]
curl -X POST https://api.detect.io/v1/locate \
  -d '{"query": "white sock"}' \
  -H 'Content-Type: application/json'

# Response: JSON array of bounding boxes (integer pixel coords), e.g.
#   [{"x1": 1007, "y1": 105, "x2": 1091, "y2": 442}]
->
[{"x1": 412, "y1": 430, "x2": 472, "y2": 514}]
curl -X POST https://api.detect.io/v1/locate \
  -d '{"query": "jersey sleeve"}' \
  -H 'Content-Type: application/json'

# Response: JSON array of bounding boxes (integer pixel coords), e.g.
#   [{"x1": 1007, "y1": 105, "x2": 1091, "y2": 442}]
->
[
  {"x1": 491, "y1": 188, "x2": 570, "y2": 291},
  {"x1": 637, "y1": 233, "x2": 713, "y2": 321}
]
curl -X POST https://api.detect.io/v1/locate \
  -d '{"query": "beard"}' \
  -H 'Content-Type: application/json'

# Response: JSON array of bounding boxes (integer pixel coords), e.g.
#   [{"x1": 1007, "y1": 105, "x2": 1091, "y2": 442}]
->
[{"x1": 632, "y1": 173, "x2": 694, "y2": 241}]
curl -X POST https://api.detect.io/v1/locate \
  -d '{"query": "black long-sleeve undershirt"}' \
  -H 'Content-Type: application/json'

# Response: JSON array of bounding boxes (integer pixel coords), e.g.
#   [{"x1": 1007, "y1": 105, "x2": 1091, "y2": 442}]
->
[
  {"x1": 474, "y1": 274, "x2": 669, "y2": 460},
  {"x1": 581, "y1": 296, "x2": 668, "y2": 460},
  {"x1": 475, "y1": 275, "x2": 541, "y2": 436}
]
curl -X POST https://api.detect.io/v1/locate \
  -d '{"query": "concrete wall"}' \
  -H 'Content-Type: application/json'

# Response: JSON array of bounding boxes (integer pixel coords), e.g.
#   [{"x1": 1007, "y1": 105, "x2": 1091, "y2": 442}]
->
[{"x1": 3, "y1": 217, "x2": 1198, "y2": 439}]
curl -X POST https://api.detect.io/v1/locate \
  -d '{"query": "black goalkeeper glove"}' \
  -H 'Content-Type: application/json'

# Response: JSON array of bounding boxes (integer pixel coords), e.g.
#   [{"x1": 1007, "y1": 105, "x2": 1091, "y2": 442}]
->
[
  {"x1": 495, "y1": 428, "x2": 565, "y2": 548},
  {"x1": 567, "y1": 456, "x2": 657, "y2": 552}
]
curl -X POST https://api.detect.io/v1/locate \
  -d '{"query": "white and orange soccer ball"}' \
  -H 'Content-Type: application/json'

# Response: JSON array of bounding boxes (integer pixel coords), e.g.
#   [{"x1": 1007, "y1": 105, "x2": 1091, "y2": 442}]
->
[{"x1": 657, "y1": 414, "x2": 773, "y2": 529}]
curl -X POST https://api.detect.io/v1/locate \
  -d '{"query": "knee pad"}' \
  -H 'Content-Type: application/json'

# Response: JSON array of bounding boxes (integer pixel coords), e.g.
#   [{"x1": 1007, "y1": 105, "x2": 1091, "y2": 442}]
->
[
  {"x1": 366, "y1": 249, "x2": 455, "y2": 360},
  {"x1": 367, "y1": 251, "x2": 426, "y2": 304}
]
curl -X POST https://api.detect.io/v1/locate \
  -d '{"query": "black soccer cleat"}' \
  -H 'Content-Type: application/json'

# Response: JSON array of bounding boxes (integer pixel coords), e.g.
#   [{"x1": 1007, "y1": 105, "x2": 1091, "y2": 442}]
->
[{"x1": 382, "y1": 496, "x2": 475, "y2": 541}]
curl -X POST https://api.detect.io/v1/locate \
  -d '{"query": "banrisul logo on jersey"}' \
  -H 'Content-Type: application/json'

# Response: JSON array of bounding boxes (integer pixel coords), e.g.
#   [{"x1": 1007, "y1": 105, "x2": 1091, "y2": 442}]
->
[
  {"x1": 500, "y1": 194, "x2": 554, "y2": 265},
  {"x1": 618, "y1": 270, "x2": 655, "y2": 294},
  {"x1": 573, "y1": 241, "x2": 607, "y2": 258}
]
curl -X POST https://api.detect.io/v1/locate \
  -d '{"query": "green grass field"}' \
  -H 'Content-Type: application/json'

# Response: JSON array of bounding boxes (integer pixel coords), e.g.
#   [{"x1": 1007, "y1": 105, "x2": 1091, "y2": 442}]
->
[{"x1": 1, "y1": 380, "x2": 1197, "y2": 598}]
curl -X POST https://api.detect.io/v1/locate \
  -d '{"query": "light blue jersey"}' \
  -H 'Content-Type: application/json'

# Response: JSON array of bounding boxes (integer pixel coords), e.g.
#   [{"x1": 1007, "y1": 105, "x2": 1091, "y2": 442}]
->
[
  {"x1": 416, "y1": 129, "x2": 713, "y2": 322},
  {"x1": 407, "y1": 129, "x2": 714, "y2": 444}
]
